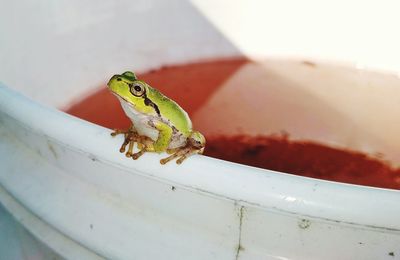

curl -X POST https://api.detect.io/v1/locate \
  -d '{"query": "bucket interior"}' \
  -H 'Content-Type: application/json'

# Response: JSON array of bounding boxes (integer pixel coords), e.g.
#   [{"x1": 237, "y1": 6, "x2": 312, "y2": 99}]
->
[{"x1": 65, "y1": 57, "x2": 400, "y2": 189}]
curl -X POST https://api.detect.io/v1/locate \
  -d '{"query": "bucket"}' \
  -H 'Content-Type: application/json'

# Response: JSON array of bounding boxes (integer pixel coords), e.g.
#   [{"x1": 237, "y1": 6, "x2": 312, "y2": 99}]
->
[{"x1": 1, "y1": 1, "x2": 400, "y2": 259}]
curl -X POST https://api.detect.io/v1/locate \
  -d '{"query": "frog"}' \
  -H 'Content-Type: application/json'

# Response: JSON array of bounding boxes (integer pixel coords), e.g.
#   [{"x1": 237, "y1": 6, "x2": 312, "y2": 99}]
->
[{"x1": 107, "y1": 71, "x2": 205, "y2": 164}]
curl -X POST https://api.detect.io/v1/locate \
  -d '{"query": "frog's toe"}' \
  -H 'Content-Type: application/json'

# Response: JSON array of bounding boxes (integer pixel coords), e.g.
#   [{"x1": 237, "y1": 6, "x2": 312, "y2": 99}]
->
[
  {"x1": 175, "y1": 148, "x2": 196, "y2": 164},
  {"x1": 160, "y1": 152, "x2": 179, "y2": 164},
  {"x1": 125, "y1": 139, "x2": 135, "y2": 157},
  {"x1": 132, "y1": 149, "x2": 146, "y2": 160},
  {"x1": 119, "y1": 137, "x2": 130, "y2": 153},
  {"x1": 111, "y1": 128, "x2": 128, "y2": 137},
  {"x1": 175, "y1": 145, "x2": 205, "y2": 164},
  {"x1": 111, "y1": 124, "x2": 138, "y2": 137},
  {"x1": 176, "y1": 155, "x2": 188, "y2": 164},
  {"x1": 160, "y1": 147, "x2": 189, "y2": 164},
  {"x1": 160, "y1": 156, "x2": 175, "y2": 164}
]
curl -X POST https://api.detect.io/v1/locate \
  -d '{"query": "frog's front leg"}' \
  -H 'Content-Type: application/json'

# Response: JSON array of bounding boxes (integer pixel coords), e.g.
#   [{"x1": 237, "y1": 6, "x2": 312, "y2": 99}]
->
[
  {"x1": 111, "y1": 125, "x2": 138, "y2": 154},
  {"x1": 110, "y1": 124, "x2": 151, "y2": 157},
  {"x1": 111, "y1": 124, "x2": 137, "y2": 137},
  {"x1": 128, "y1": 120, "x2": 172, "y2": 160}
]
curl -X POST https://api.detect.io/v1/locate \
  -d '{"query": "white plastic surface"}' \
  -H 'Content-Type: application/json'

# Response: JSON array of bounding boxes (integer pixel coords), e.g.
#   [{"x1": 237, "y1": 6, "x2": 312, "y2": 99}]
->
[
  {"x1": 1, "y1": 1, "x2": 400, "y2": 260},
  {"x1": 1, "y1": 78, "x2": 400, "y2": 259}
]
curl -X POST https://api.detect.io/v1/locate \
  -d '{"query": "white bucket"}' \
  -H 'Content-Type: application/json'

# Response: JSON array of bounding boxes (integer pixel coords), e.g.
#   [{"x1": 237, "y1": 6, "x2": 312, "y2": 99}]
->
[{"x1": 1, "y1": 1, "x2": 400, "y2": 259}]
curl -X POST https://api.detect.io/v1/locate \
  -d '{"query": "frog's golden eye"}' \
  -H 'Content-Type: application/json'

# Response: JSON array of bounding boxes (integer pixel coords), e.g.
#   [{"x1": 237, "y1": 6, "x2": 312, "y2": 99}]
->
[{"x1": 129, "y1": 83, "x2": 145, "y2": 97}]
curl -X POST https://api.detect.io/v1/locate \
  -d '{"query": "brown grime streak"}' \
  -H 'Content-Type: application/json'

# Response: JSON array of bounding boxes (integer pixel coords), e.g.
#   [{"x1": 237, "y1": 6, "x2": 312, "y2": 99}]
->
[{"x1": 302, "y1": 60, "x2": 316, "y2": 67}]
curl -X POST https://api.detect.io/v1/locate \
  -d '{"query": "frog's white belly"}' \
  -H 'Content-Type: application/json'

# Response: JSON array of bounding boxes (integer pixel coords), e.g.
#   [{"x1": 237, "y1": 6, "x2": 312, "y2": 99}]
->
[{"x1": 119, "y1": 98, "x2": 186, "y2": 149}]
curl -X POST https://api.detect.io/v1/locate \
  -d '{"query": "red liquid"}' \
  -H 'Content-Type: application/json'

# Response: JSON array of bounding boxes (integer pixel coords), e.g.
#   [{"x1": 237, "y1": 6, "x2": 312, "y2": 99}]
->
[{"x1": 66, "y1": 58, "x2": 400, "y2": 190}]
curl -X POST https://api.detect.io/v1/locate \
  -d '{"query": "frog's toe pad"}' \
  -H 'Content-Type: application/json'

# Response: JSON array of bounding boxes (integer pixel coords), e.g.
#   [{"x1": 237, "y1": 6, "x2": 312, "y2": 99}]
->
[{"x1": 131, "y1": 148, "x2": 146, "y2": 160}]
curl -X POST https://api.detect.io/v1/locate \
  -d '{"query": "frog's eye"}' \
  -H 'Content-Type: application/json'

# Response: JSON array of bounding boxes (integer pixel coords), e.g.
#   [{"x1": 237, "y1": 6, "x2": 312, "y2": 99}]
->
[{"x1": 129, "y1": 83, "x2": 145, "y2": 97}]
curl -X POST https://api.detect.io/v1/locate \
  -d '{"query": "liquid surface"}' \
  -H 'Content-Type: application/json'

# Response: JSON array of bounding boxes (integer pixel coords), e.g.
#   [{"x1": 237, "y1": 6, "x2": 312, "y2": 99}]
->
[
  {"x1": 206, "y1": 134, "x2": 400, "y2": 189},
  {"x1": 66, "y1": 58, "x2": 400, "y2": 190}
]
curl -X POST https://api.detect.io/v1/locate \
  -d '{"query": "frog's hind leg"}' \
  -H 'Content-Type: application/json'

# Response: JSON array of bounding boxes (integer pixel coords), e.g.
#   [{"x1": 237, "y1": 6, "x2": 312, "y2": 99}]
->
[
  {"x1": 125, "y1": 137, "x2": 135, "y2": 157},
  {"x1": 175, "y1": 146, "x2": 202, "y2": 164},
  {"x1": 160, "y1": 146, "x2": 201, "y2": 165},
  {"x1": 160, "y1": 133, "x2": 205, "y2": 164},
  {"x1": 160, "y1": 151, "x2": 181, "y2": 165}
]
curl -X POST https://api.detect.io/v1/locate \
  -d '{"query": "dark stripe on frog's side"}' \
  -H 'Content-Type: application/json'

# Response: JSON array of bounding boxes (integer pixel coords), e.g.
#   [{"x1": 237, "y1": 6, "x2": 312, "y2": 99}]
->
[{"x1": 143, "y1": 93, "x2": 161, "y2": 117}]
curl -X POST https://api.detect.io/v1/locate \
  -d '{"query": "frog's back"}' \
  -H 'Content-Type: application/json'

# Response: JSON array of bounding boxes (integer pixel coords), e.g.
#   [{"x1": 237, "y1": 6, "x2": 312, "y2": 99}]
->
[{"x1": 147, "y1": 87, "x2": 192, "y2": 136}]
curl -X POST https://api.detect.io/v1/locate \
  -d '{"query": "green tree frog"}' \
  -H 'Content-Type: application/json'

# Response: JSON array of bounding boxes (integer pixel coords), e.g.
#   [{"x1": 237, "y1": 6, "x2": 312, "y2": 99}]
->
[{"x1": 107, "y1": 71, "x2": 206, "y2": 164}]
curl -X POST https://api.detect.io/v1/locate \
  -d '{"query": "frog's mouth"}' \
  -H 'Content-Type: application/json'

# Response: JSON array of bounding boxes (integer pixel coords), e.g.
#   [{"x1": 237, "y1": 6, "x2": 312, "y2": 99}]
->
[
  {"x1": 112, "y1": 90, "x2": 162, "y2": 117},
  {"x1": 108, "y1": 92, "x2": 136, "y2": 110},
  {"x1": 113, "y1": 94, "x2": 135, "y2": 108},
  {"x1": 110, "y1": 90, "x2": 161, "y2": 118}
]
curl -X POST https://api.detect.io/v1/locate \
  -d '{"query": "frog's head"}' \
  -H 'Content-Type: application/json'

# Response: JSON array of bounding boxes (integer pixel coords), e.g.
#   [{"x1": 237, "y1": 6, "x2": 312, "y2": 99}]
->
[
  {"x1": 189, "y1": 131, "x2": 206, "y2": 154},
  {"x1": 107, "y1": 71, "x2": 151, "y2": 112}
]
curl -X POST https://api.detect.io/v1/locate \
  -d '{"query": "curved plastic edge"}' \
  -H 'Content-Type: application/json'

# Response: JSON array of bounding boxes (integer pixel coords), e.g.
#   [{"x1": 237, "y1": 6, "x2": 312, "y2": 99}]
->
[{"x1": 1, "y1": 83, "x2": 400, "y2": 231}]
